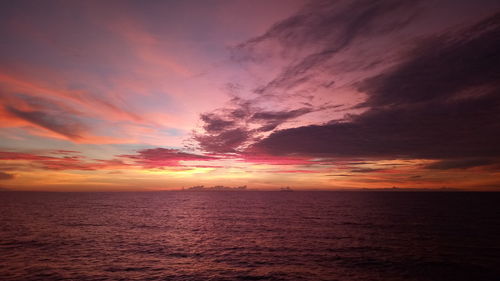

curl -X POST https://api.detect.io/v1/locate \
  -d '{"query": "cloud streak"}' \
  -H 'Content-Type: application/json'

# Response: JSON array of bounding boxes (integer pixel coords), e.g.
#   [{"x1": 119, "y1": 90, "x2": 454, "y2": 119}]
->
[
  {"x1": 0, "y1": 150, "x2": 128, "y2": 171},
  {"x1": 235, "y1": 0, "x2": 421, "y2": 96},
  {"x1": 0, "y1": 171, "x2": 14, "y2": 180},
  {"x1": 122, "y1": 148, "x2": 217, "y2": 168}
]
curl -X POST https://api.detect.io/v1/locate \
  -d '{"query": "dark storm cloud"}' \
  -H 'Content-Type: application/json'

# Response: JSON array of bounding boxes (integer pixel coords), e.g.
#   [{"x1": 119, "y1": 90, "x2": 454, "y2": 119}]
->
[
  {"x1": 250, "y1": 12, "x2": 500, "y2": 161},
  {"x1": 250, "y1": 94, "x2": 500, "y2": 159},
  {"x1": 357, "y1": 12, "x2": 500, "y2": 108},
  {"x1": 0, "y1": 171, "x2": 14, "y2": 180},
  {"x1": 235, "y1": 0, "x2": 421, "y2": 95}
]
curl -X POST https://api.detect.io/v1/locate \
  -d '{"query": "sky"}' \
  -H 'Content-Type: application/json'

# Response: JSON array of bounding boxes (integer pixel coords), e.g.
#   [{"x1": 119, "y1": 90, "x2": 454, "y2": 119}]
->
[{"x1": 1, "y1": 0, "x2": 500, "y2": 191}]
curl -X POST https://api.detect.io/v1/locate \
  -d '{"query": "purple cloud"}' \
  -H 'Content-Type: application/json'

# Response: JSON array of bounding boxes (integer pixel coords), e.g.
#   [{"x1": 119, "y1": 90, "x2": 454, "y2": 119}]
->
[
  {"x1": 249, "y1": 12, "x2": 500, "y2": 163},
  {"x1": 124, "y1": 148, "x2": 216, "y2": 168}
]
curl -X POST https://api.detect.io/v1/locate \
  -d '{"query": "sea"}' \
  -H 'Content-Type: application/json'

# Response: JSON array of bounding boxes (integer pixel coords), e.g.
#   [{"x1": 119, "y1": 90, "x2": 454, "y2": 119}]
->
[{"x1": 0, "y1": 191, "x2": 499, "y2": 281}]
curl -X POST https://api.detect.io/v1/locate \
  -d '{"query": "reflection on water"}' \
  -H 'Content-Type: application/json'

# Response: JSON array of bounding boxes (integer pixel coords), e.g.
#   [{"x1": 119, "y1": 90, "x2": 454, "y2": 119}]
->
[{"x1": 0, "y1": 191, "x2": 499, "y2": 280}]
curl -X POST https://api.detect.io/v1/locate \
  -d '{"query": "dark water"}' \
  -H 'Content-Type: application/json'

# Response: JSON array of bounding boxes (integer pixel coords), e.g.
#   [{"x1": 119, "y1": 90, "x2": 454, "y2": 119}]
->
[{"x1": 1, "y1": 191, "x2": 499, "y2": 281}]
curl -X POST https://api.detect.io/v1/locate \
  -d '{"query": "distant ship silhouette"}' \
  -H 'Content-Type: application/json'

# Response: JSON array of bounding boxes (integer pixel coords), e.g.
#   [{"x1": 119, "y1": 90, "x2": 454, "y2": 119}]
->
[{"x1": 280, "y1": 187, "x2": 293, "y2": 192}]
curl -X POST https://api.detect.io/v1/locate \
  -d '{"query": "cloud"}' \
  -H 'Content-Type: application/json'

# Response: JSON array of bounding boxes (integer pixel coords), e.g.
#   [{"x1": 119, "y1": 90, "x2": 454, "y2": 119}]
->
[
  {"x1": 249, "y1": 12, "x2": 500, "y2": 162},
  {"x1": 356, "y1": 12, "x2": 500, "y2": 108},
  {"x1": 123, "y1": 148, "x2": 216, "y2": 168},
  {"x1": 0, "y1": 93, "x2": 88, "y2": 138},
  {"x1": 6, "y1": 106, "x2": 86, "y2": 140},
  {"x1": 0, "y1": 171, "x2": 14, "y2": 180},
  {"x1": 50, "y1": 150, "x2": 81, "y2": 155},
  {"x1": 0, "y1": 148, "x2": 219, "y2": 172},
  {"x1": 0, "y1": 71, "x2": 143, "y2": 125},
  {"x1": 424, "y1": 159, "x2": 494, "y2": 170},
  {"x1": 0, "y1": 150, "x2": 128, "y2": 171},
  {"x1": 39, "y1": 157, "x2": 129, "y2": 171},
  {"x1": 0, "y1": 93, "x2": 129, "y2": 143},
  {"x1": 200, "y1": 113, "x2": 237, "y2": 133},
  {"x1": 194, "y1": 128, "x2": 251, "y2": 154},
  {"x1": 239, "y1": 154, "x2": 318, "y2": 166},
  {"x1": 235, "y1": 0, "x2": 421, "y2": 96},
  {"x1": 350, "y1": 168, "x2": 384, "y2": 173},
  {"x1": 0, "y1": 151, "x2": 54, "y2": 161},
  {"x1": 193, "y1": 96, "x2": 330, "y2": 153},
  {"x1": 194, "y1": 0, "x2": 422, "y2": 155},
  {"x1": 272, "y1": 170, "x2": 321, "y2": 174},
  {"x1": 251, "y1": 93, "x2": 500, "y2": 159},
  {"x1": 250, "y1": 107, "x2": 313, "y2": 132}
]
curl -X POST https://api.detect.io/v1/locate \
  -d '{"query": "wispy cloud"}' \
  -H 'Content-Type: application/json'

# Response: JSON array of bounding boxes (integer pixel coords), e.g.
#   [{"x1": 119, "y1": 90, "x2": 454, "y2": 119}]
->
[
  {"x1": 193, "y1": 95, "x2": 338, "y2": 153},
  {"x1": 234, "y1": 0, "x2": 421, "y2": 96},
  {"x1": 424, "y1": 159, "x2": 494, "y2": 170},
  {"x1": 0, "y1": 171, "x2": 14, "y2": 180},
  {"x1": 0, "y1": 150, "x2": 128, "y2": 171},
  {"x1": 121, "y1": 148, "x2": 217, "y2": 168}
]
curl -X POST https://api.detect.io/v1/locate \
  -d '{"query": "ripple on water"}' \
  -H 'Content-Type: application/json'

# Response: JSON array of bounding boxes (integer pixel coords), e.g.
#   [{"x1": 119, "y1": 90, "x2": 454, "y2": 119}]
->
[{"x1": 0, "y1": 191, "x2": 499, "y2": 281}]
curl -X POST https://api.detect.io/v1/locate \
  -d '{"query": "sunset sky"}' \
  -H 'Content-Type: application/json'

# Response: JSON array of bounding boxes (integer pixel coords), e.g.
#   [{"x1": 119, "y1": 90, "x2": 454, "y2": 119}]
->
[{"x1": 1, "y1": 0, "x2": 500, "y2": 191}]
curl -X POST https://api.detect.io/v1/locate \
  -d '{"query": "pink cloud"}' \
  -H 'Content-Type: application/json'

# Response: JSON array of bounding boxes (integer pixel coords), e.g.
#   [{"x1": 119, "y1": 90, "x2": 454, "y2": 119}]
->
[
  {"x1": 0, "y1": 151, "x2": 129, "y2": 171},
  {"x1": 121, "y1": 148, "x2": 217, "y2": 168}
]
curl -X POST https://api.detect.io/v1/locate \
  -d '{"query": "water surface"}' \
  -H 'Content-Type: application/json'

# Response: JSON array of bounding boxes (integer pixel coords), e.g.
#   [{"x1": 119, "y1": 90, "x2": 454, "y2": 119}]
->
[{"x1": 1, "y1": 191, "x2": 499, "y2": 280}]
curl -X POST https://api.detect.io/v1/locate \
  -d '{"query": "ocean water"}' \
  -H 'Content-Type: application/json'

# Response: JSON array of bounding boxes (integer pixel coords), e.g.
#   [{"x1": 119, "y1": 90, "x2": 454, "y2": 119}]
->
[{"x1": 0, "y1": 191, "x2": 499, "y2": 281}]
